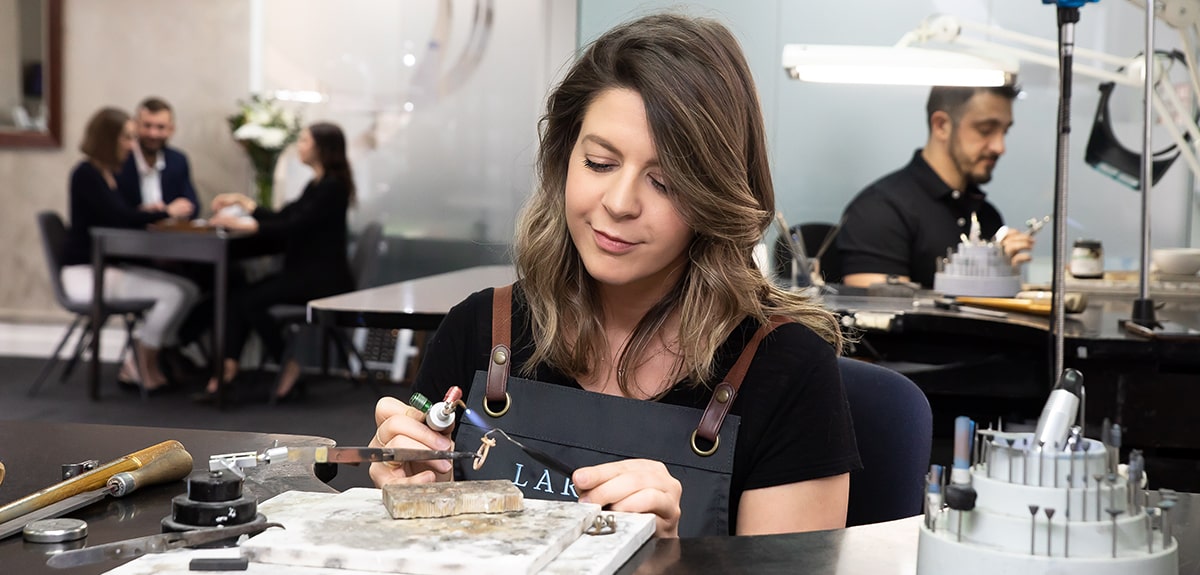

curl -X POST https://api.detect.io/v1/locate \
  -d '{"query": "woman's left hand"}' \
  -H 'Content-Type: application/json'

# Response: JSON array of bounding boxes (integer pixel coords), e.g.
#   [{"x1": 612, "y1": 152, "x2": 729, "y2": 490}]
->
[
  {"x1": 573, "y1": 459, "x2": 682, "y2": 538},
  {"x1": 208, "y1": 213, "x2": 259, "y2": 233}
]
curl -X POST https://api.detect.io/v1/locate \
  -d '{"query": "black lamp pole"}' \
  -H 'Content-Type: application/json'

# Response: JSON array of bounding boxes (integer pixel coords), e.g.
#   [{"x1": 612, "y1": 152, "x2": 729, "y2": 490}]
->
[{"x1": 1049, "y1": 5, "x2": 1082, "y2": 379}]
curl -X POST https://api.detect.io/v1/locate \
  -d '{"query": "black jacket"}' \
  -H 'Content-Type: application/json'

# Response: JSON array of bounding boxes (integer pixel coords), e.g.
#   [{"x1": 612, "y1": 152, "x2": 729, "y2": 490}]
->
[
  {"x1": 253, "y1": 175, "x2": 354, "y2": 298},
  {"x1": 63, "y1": 162, "x2": 167, "y2": 266},
  {"x1": 115, "y1": 146, "x2": 199, "y2": 210}
]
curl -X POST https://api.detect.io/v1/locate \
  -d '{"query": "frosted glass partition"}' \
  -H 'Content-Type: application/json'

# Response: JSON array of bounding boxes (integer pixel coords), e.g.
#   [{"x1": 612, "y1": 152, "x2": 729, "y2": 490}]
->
[
  {"x1": 258, "y1": 0, "x2": 574, "y2": 242},
  {"x1": 579, "y1": 1, "x2": 1197, "y2": 278}
]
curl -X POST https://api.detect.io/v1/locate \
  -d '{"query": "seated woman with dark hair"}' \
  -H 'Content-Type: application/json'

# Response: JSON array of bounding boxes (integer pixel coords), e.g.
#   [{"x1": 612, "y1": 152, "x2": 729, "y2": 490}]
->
[
  {"x1": 61, "y1": 107, "x2": 199, "y2": 391},
  {"x1": 201, "y1": 122, "x2": 355, "y2": 402}
]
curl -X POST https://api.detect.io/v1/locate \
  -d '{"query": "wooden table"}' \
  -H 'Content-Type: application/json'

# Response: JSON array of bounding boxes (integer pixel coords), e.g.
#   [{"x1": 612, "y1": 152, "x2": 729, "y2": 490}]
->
[{"x1": 88, "y1": 227, "x2": 253, "y2": 407}]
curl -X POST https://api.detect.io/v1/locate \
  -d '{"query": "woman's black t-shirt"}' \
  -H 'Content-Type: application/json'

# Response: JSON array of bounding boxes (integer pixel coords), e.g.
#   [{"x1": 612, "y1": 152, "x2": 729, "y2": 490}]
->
[{"x1": 414, "y1": 284, "x2": 861, "y2": 534}]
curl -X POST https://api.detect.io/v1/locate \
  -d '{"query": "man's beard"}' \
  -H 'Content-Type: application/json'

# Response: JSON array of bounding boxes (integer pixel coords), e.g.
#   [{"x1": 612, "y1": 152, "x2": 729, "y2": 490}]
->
[
  {"x1": 141, "y1": 139, "x2": 166, "y2": 154},
  {"x1": 949, "y1": 131, "x2": 996, "y2": 185}
]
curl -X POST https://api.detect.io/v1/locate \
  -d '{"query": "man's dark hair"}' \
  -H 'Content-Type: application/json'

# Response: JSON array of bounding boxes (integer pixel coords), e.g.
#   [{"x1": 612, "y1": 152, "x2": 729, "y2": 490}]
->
[
  {"x1": 925, "y1": 85, "x2": 1019, "y2": 130},
  {"x1": 137, "y1": 96, "x2": 173, "y2": 115}
]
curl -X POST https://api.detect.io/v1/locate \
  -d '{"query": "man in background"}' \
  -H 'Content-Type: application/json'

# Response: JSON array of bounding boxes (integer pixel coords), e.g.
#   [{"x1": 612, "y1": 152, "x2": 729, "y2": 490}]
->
[
  {"x1": 836, "y1": 85, "x2": 1036, "y2": 288},
  {"x1": 116, "y1": 97, "x2": 203, "y2": 377},
  {"x1": 117, "y1": 97, "x2": 198, "y2": 218}
]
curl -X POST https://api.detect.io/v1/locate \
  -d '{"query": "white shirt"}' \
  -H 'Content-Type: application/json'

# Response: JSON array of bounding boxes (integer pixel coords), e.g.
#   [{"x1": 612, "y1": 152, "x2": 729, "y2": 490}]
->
[{"x1": 132, "y1": 143, "x2": 165, "y2": 206}]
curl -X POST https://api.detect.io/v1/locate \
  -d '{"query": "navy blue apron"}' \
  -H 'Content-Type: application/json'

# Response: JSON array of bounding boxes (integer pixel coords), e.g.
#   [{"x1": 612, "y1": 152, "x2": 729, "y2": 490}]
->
[{"x1": 452, "y1": 285, "x2": 786, "y2": 537}]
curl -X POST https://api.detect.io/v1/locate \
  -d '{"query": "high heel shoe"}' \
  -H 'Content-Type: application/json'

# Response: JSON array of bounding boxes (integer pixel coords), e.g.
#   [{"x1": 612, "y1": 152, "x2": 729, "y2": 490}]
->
[
  {"x1": 117, "y1": 358, "x2": 143, "y2": 392},
  {"x1": 194, "y1": 360, "x2": 240, "y2": 405},
  {"x1": 271, "y1": 379, "x2": 306, "y2": 405}
]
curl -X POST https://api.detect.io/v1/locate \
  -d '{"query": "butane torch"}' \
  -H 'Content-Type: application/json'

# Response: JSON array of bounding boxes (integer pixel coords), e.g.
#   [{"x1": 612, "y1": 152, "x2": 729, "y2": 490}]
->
[{"x1": 408, "y1": 387, "x2": 466, "y2": 432}]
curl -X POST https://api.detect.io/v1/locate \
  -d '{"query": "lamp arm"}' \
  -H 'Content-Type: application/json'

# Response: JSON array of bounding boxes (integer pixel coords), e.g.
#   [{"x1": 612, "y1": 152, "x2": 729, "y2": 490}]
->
[
  {"x1": 955, "y1": 18, "x2": 1133, "y2": 67},
  {"x1": 906, "y1": 15, "x2": 1131, "y2": 67},
  {"x1": 1151, "y1": 86, "x2": 1200, "y2": 180},
  {"x1": 1177, "y1": 26, "x2": 1200, "y2": 106},
  {"x1": 951, "y1": 35, "x2": 1141, "y2": 86},
  {"x1": 1158, "y1": 72, "x2": 1200, "y2": 144}
]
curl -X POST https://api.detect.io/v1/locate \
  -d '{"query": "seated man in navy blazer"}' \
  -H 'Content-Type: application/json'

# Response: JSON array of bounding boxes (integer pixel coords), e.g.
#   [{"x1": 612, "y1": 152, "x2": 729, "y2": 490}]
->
[
  {"x1": 117, "y1": 97, "x2": 198, "y2": 218},
  {"x1": 117, "y1": 97, "x2": 206, "y2": 376}
]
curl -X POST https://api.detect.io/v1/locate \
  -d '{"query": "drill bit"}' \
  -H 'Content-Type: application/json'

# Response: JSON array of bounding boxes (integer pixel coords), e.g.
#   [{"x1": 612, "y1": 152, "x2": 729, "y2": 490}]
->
[
  {"x1": 1159, "y1": 491, "x2": 1177, "y2": 549},
  {"x1": 1053, "y1": 441, "x2": 1059, "y2": 488},
  {"x1": 1024, "y1": 444, "x2": 1031, "y2": 485},
  {"x1": 1006, "y1": 438, "x2": 1016, "y2": 483},
  {"x1": 1044, "y1": 508, "x2": 1056, "y2": 556},
  {"x1": 1146, "y1": 508, "x2": 1154, "y2": 554},
  {"x1": 1028, "y1": 505, "x2": 1040, "y2": 556},
  {"x1": 1106, "y1": 507, "x2": 1122, "y2": 558},
  {"x1": 1038, "y1": 441, "x2": 1046, "y2": 487},
  {"x1": 1065, "y1": 484, "x2": 1071, "y2": 557}
]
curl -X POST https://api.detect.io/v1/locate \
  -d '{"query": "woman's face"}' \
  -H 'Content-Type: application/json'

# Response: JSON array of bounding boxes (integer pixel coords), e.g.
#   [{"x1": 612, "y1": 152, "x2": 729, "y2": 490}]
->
[
  {"x1": 117, "y1": 120, "x2": 137, "y2": 163},
  {"x1": 297, "y1": 128, "x2": 316, "y2": 167},
  {"x1": 565, "y1": 88, "x2": 693, "y2": 292}
]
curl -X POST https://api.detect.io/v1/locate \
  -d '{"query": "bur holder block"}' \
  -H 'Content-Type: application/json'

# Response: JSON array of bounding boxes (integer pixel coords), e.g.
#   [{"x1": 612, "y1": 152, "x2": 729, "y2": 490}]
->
[{"x1": 933, "y1": 243, "x2": 1021, "y2": 298}]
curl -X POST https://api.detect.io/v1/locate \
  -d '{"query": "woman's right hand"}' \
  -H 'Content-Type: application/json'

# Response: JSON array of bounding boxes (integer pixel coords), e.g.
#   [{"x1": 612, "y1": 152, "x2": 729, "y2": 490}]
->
[
  {"x1": 368, "y1": 396, "x2": 456, "y2": 486},
  {"x1": 573, "y1": 459, "x2": 683, "y2": 538},
  {"x1": 210, "y1": 193, "x2": 255, "y2": 215}
]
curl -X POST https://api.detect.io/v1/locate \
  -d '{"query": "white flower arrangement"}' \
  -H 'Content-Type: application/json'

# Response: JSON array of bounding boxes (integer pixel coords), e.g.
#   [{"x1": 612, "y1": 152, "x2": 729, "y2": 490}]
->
[
  {"x1": 228, "y1": 94, "x2": 301, "y2": 152},
  {"x1": 232, "y1": 123, "x2": 290, "y2": 149},
  {"x1": 228, "y1": 94, "x2": 302, "y2": 206}
]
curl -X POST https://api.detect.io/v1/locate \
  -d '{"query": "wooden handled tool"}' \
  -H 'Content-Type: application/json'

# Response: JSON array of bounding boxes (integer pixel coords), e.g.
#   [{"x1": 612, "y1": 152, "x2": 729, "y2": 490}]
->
[
  {"x1": 956, "y1": 293, "x2": 1087, "y2": 316},
  {"x1": 0, "y1": 440, "x2": 192, "y2": 525},
  {"x1": 0, "y1": 461, "x2": 5, "y2": 486}
]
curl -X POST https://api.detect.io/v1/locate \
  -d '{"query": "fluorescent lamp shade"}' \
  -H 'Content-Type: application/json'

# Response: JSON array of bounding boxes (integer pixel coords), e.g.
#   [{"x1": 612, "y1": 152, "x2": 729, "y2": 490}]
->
[{"x1": 783, "y1": 44, "x2": 1016, "y2": 87}]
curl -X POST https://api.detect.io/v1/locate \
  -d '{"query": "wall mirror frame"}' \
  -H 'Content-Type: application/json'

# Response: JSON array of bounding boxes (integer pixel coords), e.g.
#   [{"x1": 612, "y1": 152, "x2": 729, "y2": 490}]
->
[{"x1": 0, "y1": 0, "x2": 61, "y2": 148}]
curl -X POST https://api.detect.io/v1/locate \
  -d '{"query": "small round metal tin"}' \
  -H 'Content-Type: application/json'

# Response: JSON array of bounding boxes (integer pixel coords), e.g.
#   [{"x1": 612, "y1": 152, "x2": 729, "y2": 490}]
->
[{"x1": 23, "y1": 518, "x2": 88, "y2": 543}]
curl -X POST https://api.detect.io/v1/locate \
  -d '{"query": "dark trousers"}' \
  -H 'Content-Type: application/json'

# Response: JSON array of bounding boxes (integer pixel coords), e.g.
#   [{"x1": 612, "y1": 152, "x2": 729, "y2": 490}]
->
[
  {"x1": 224, "y1": 274, "x2": 311, "y2": 363},
  {"x1": 174, "y1": 263, "x2": 249, "y2": 348}
]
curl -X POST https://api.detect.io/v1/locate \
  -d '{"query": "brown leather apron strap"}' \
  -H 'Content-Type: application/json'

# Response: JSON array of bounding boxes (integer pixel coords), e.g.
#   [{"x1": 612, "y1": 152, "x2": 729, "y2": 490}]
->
[
  {"x1": 485, "y1": 285, "x2": 514, "y2": 404},
  {"x1": 694, "y1": 316, "x2": 791, "y2": 448}
]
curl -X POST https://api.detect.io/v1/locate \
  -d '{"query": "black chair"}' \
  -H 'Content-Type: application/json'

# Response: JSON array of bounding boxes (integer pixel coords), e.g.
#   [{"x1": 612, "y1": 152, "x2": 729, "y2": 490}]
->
[
  {"x1": 839, "y1": 357, "x2": 933, "y2": 526},
  {"x1": 773, "y1": 222, "x2": 844, "y2": 286},
  {"x1": 268, "y1": 221, "x2": 385, "y2": 403},
  {"x1": 29, "y1": 211, "x2": 156, "y2": 399}
]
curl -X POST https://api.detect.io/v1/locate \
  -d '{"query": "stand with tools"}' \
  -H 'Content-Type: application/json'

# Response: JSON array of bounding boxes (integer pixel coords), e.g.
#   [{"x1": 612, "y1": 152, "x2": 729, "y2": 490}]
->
[
  {"x1": 918, "y1": 370, "x2": 1179, "y2": 575},
  {"x1": 918, "y1": 432, "x2": 1178, "y2": 574}
]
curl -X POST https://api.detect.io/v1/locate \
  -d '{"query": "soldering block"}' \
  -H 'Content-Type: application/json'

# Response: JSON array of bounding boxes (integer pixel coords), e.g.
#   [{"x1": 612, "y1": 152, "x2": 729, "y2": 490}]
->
[{"x1": 382, "y1": 479, "x2": 524, "y2": 519}]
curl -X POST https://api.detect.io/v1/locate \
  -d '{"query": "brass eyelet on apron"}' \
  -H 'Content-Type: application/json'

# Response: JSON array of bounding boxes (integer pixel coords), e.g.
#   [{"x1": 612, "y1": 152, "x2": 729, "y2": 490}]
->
[
  {"x1": 690, "y1": 430, "x2": 719, "y2": 457},
  {"x1": 483, "y1": 392, "x2": 512, "y2": 418}
]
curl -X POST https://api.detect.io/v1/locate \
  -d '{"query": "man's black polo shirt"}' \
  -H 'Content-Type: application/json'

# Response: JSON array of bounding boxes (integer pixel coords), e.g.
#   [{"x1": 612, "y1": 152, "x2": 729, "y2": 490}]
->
[{"x1": 836, "y1": 149, "x2": 1004, "y2": 288}]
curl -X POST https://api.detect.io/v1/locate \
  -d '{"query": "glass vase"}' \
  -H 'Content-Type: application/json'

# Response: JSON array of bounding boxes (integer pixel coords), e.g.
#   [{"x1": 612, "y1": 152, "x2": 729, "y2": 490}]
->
[
  {"x1": 247, "y1": 148, "x2": 281, "y2": 209},
  {"x1": 254, "y1": 170, "x2": 274, "y2": 209}
]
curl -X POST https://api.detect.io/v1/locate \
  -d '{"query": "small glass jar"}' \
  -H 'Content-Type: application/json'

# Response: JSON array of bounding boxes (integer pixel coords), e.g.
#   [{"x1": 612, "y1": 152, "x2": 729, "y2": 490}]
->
[{"x1": 1070, "y1": 239, "x2": 1104, "y2": 278}]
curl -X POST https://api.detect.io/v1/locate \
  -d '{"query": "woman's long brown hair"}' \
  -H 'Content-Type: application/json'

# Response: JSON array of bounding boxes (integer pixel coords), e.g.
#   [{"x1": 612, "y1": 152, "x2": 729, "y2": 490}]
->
[{"x1": 514, "y1": 13, "x2": 842, "y2": 395}]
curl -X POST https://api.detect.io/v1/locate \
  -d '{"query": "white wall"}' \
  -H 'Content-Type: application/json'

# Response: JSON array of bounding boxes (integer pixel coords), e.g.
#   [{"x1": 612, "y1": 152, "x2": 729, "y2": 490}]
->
[
  {"x1": 579, "y1": 0, "x2": 1198, "y2": 277},
  {"x1": 258, "y1": 0, "x2": 577, "y2": 242}
]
